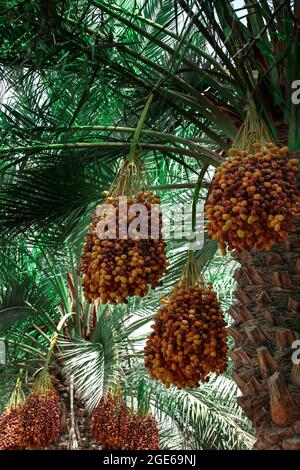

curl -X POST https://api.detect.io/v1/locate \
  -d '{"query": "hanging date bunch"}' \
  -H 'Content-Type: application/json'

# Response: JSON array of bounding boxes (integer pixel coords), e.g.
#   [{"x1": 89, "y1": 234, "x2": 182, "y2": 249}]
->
[
  {"x1": 0, "y1": 379, "x2": 27, "y2": 450},
  {"x1": 205, "y1": 104, "x2": 299, "y2": 255},
  {"x1": 91, "y1": 392, "x2": 128, "y2": 449},
  {"x1": 144, "y1": 255, "x2": 228, "y2": 388},
  {"x1": 80, "y1": 156, "x2": 167, "y2": 304},
  {"x1": 124, "y1": 413, "x2": 160, "y2": 450},
  {"x1": 91, "y1": 392, "x2": 160, "y2": 450},
  {"x1": 23, "y1": 369, "x2": 61, "y2": 449}
]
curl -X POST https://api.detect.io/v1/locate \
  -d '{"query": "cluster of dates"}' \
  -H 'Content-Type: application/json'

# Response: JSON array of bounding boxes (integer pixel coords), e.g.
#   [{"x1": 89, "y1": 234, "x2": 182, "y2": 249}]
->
[
  {"x1": 81, "y1": 192, "x2": 167, "y2": 304},
  {"x1": 91, "y1": 393, "x2": 160, "y2": 450},
  {"x1": 144, "y1": 280, "x2": 228, "y2": 388},
  {"x1": 0, "y1": 371, "x2": 60, "y2": 450},
  {"x1": 205, "y1": 144, "x2": 299, "y2": 254}
]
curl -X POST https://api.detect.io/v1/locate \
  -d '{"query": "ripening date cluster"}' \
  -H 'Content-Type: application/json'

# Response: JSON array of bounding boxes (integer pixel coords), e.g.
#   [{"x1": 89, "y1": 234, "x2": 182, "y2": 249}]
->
[
  {"x1": 91, "y1": 393, "x2": 160, "y2": 450},
  {"x1": 205, "y1": 144, "x2": 299, "y2": 255},
  {"x1": 91, "y1": 393, "x2": 128, "y2": 449},
  {"x1": 23, "y1": 391, "x2": 60, "y2": 449},
  {"x1": 123, "y1": 414, "x2": 160, "y2": 451},
  {"x1": 144, "y1": 282, "x2": 228, "y2": 388},
  {"x1": 0, "y1": 373, "x2": 60, "y2": 450},
  {"x1": 80, "y1": 192, "x2": 167, "y2": 304},
  {"x1": 0, "y1": 405, "x2": 26, "y2": 450}
]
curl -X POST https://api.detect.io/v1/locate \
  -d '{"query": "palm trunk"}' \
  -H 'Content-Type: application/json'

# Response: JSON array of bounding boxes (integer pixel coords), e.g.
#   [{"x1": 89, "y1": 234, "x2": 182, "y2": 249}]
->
[
  {"x1": 229, "y1": 211, "x2": 300, "y2": 450},
  {"x1": 48, "y1": 374, "x2": 100, "y2": 450}
]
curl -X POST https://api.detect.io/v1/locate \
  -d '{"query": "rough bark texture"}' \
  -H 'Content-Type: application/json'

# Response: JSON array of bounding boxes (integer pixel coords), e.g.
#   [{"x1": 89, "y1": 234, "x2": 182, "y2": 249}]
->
[
  {"x1": 230, "y1": 216, "x2": 300, "y2": 450},
  {"x1": 48, "y1": 374, "x2": 101, "y2": 450}
]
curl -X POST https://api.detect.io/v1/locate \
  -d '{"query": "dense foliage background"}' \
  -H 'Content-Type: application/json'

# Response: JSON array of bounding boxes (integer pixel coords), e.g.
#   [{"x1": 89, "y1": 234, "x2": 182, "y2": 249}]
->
[{"x1": 2, "y1": 0, "x2": 299, "y2": 449}]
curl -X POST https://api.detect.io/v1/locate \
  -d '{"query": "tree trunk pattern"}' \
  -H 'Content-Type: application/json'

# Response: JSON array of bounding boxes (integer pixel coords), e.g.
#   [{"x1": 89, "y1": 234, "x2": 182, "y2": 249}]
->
[
  {"x1": 230, "y1": 216, "x2": 300, "y2": 450},
  {"x1": 48, "y1": 374, "x2": 101, "y2": 450}
]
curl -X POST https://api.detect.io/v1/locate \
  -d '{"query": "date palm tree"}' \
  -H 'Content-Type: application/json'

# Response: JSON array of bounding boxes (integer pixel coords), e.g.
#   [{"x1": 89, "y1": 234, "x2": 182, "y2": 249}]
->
[
  {"x1": 0, "y1": 0, "x2": 299, "y2": 450},
  {"x1": 0, "y1": 217, "x2": 254, "y2": 450}
]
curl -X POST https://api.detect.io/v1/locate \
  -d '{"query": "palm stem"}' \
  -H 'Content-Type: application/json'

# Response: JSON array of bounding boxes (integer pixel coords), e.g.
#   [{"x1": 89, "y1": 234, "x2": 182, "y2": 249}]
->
[{"x1": 0, "y1": 142, "x2": 223, "y2": 165}]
